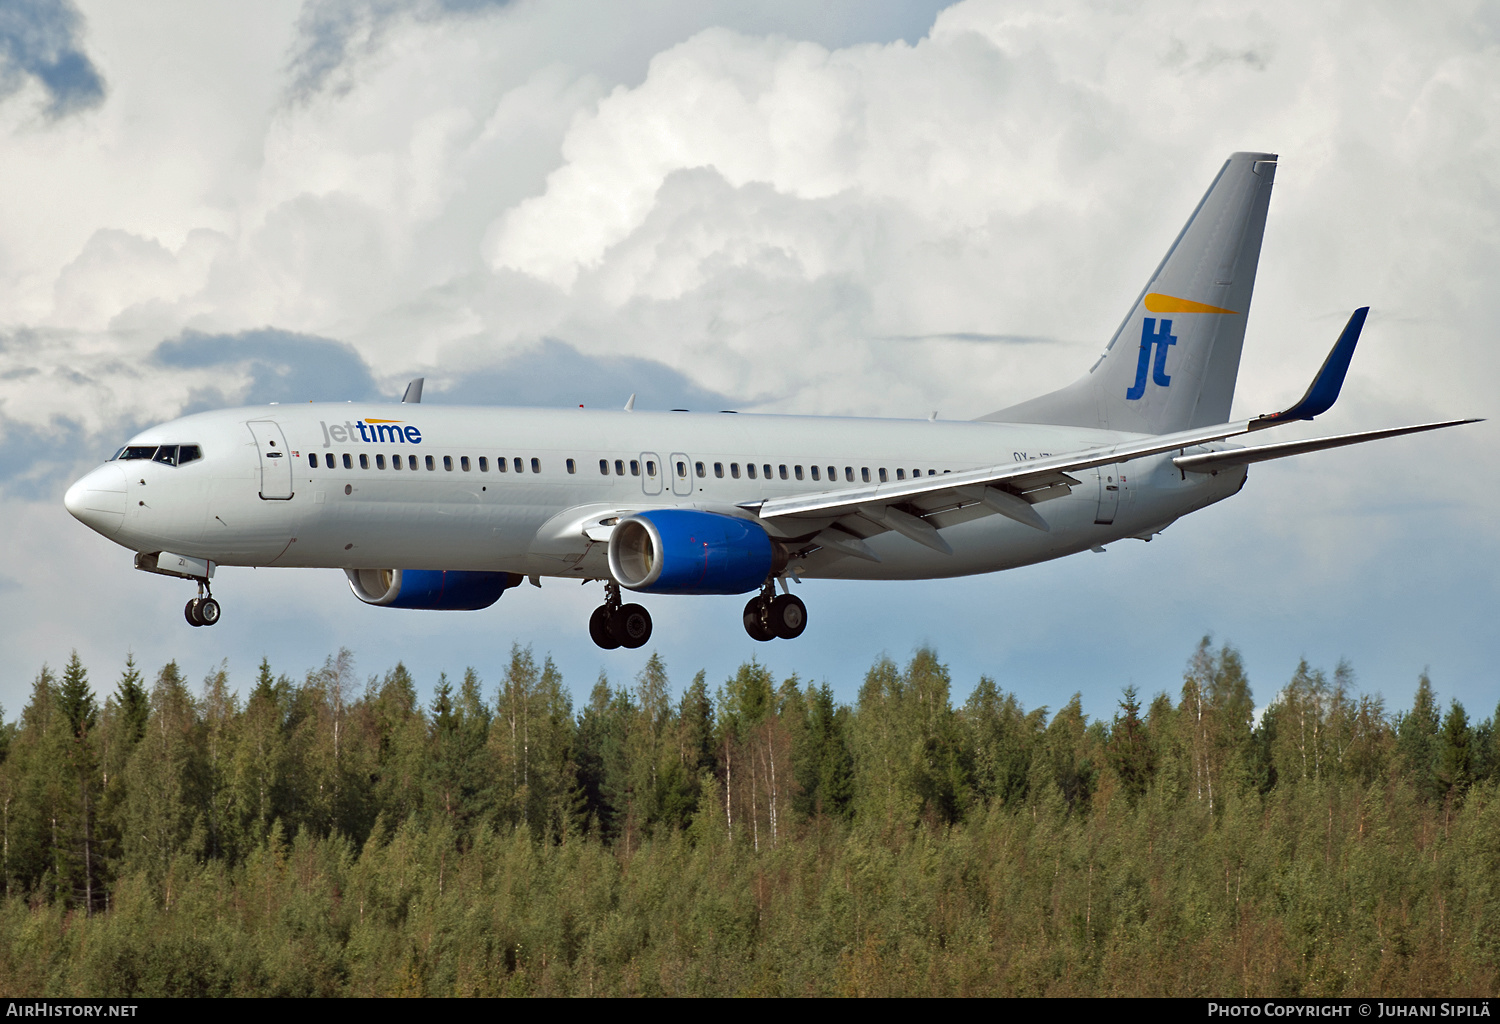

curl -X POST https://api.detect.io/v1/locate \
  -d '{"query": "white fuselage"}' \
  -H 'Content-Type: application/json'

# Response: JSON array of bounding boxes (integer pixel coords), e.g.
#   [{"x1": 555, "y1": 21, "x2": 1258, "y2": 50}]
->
[{"x1": 64, "y1": 403, "x2": 1246, "y2": 585}]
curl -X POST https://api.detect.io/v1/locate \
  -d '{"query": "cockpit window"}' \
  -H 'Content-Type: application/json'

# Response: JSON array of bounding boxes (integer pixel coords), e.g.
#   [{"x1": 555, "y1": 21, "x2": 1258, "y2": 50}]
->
[{"x1": 113, "y1": 443, "x2": 202, "y2": 465}]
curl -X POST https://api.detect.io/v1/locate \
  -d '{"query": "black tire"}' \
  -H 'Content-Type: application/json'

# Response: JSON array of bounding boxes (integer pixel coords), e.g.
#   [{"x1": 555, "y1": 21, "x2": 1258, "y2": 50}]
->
[
  {"x1": 184, "y1": 598, "x2": 204, "y2": 627},
  {"x1": 743, "y1": 597, "x2": 774, "y2": 642},
  {"x1": 590, "y1": 605, "x2": 621, "y2": 649},
  {"x1": 769, "y1": 593, "x2": 807, "y2": 640},
  {"x1": 197, "y1": 597, "x2": 221, "y2": 626},
  {"x1": 611, "y1": 603, "x2": 652, "y2": 649}
]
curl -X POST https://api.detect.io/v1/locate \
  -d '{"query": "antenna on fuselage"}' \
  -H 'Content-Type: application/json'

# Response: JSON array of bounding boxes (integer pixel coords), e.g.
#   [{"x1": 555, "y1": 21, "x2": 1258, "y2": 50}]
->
[
  {"x1": 624, "y1": 393, "x2": 636, "y2": 412},
  {"x1": 401, "y1": 378, "x2": 424, "y2": 403}
]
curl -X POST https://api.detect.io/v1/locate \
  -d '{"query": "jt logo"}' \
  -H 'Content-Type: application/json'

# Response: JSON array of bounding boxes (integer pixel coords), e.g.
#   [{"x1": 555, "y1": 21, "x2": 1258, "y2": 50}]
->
[{"x1": 1126, "y1": 317, "x2": 1176, "y2": 400}]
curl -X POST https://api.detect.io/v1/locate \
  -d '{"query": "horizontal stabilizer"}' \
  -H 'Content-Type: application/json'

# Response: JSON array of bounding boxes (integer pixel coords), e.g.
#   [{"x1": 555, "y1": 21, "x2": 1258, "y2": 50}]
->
[
  {"x1": 1250, "y1": 308, "x2": 1367, "y2": 429},
  {"x1": 1174, "y1": 418, "x2": 1481, "y2": 473}
]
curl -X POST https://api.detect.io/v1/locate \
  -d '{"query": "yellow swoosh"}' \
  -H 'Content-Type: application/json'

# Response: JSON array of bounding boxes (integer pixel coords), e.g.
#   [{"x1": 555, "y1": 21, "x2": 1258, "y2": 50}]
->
[
  {"x1": 364, "y1": 418, "x2": 405, "y2": 424},
  {"x1": 1144, "y1": 293, "x2": 1239, "y2": 314}
]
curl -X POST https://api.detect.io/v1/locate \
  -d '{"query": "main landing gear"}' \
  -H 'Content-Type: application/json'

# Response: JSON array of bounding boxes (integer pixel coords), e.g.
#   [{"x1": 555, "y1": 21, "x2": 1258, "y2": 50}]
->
[
  {"x1": 184, "y1": 579, "x2": 221, "y2": 628},
  {"x1": 589, "y1": 580, "x2": 652, "y2": 650},
  {"x1": 743, "y1": 581, "x2": 807, "y2": 642}
]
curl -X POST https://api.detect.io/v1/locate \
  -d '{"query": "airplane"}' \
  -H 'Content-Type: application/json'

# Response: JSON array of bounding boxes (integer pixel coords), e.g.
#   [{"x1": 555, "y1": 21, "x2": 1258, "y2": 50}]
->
[{"x1": 63, "y1": 152, "x2": 1477, "y2": 650}]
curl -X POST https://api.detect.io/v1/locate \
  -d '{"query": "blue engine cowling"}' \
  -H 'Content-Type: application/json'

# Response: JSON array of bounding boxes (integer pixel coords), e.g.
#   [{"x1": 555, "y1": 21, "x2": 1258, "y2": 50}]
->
[
  {"x1": 344, "y1": 568, "x2": 519, "y2": 610},
  {"x1": 607, "y1": 509, "x2": 780, "y2": 595}
]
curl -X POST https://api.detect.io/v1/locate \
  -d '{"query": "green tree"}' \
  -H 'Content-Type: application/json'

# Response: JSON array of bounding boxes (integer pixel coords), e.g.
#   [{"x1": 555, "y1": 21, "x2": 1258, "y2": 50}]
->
[
  {"x1": 121, "y1": 662, "x2": 205, "y2": 885},
  {"x1": 1436, "y1": 699, "x2": 1473, "y2": 801},
  {"x1": 1395, "y1": 673, "x2": 1442, "y2": 800},
  {"x1": 55, "y1": 652, "x2": 103, "y2": 911},
  {"x1": 1107, "y1": 685, "x2": 1154, "y2": 807},
  {"x1": 964, "y1": 676, "x2": 1042, "y2": 808}
]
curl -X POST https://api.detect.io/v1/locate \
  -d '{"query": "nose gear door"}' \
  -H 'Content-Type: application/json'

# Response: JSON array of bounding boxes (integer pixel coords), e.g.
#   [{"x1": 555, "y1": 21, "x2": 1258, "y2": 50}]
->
[{"x1": 248, "y1": 421, "x2": 294, "y2": 500}]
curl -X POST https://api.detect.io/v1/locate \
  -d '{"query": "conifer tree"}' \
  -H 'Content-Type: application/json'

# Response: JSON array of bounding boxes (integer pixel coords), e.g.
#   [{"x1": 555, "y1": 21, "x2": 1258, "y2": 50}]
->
[
  {"x1": 1436, "y1": 699, "x2": 1473, "y2": 801},
  {"x1": 1107, "y1": 685, "x2": 1154, "y2": 807},
  {"x1": 1395, "y1": 673, "x2": 1443, "y2": 800}
]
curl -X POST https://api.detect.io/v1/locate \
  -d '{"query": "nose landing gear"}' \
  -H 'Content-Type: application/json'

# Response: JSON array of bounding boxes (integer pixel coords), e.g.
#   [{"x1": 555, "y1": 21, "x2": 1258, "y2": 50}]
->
[
  {"x1": 184, "y1": 579, "x2": 221, "y2": 627},
  {"x1": 588, "y1": 580, "x2": 652, "y2": 649},
  {"x1": 743, "y1": 580, "x2": 807, "y2": 641}
]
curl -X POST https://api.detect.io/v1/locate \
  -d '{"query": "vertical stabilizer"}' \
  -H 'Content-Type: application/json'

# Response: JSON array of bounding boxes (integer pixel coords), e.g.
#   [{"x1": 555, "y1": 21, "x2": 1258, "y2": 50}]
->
[{"x1": 982, "y1": 152, "x2": 1277, "y2": 434}]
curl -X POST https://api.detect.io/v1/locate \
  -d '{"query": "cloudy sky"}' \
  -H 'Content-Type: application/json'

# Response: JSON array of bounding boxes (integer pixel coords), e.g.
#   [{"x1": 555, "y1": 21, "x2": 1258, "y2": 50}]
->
[{"x1": 1, "y1": 0, "x2": 1495, "y2": 723}]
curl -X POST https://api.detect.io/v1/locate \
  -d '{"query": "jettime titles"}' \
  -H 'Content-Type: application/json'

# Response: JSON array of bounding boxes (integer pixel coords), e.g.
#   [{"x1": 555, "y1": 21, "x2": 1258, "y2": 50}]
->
[{"x1": 319, "y1": 419, "x2": 422, "y2": 447}]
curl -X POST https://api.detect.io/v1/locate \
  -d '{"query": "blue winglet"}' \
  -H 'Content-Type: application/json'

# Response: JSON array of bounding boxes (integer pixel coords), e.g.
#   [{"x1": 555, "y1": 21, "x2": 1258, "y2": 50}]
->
[{"x1": 1253, "y1": 307, "x2": 1368, "y2": 427}]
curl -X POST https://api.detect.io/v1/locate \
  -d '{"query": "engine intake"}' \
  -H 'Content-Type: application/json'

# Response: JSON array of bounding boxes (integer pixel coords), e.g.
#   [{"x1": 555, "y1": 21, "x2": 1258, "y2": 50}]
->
[
  {"x1": 608, "y1": 509, "x2": 784, "y2": 595},
  {"x1": 344, "y1": 569, "x2": 518, "y2": 610}
]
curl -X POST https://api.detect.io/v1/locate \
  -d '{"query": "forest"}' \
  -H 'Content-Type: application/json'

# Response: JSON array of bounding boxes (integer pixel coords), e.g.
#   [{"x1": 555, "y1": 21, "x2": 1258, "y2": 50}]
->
[{"x1": 0, "y1": 638, "x2": 1495, "y2": 997}]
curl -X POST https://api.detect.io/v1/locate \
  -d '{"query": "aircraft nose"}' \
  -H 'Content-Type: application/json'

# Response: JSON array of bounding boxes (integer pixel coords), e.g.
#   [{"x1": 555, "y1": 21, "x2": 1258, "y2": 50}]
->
[{"x1": 64, "y1": 464, "x2": 128, "y2": 536}]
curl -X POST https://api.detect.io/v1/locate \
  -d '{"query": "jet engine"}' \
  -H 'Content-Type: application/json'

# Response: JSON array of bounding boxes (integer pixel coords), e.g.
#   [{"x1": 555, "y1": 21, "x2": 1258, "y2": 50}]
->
[
  {"x1": 344, "y1": 569, "x2": 519, "y2": 610},
  {"x1": 607, "y1": 509, "x2": 785, "y2": 595}
]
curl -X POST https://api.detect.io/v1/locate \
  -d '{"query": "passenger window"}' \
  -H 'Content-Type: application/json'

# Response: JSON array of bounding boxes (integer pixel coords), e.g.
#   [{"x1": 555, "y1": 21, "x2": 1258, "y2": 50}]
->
[
  {"x1": 392, "y1": 454, "x2": 402, "y2": 470},
  {"x1": 615, "y1": 459, "x2": 624, "y2": 476},
  {"x1": 747, "y1": 464, "x2": 757, "y2": 480},
  {"x1": 794, "y1": 465, "x2": 803, "y2": 480},
  {"x1": 408, "y1": 455, "x2": 418, "y2": 470},
  {"x1": 376, "y1": 454, "x2": 386, "y2": 469},
  {"x1": 310, "y1": 453, "x2": 320, "y2": 468},
  {"x1": 861, "y1": 468, "x2": 870, "y2": 483},
  {"x1": 714, "y1": 462, "x2": 724, "y2": 478},
  {"x1": 479, "y1": 457, "x2": 488, "y2": 472},
  {"x1": 630, "y1": 460, "x2": 640, "y2": 476},
  {"x1": 566, "y1": 458, "x2": 576, "y2": 474},
  {"x1": 828, "y1": 466, "x2": 836, "y2": 481},
  {"x1": 778, "y1": 465, "x2": 788, "y2": 480},
  {"x1": 498, "y1": 457, "x2": 507, "y2": 472},
  {"x1": 896, "y1": 468, "x2": 905, "y2": 480},
  {"x1": 763, "y1": 464, "x2": 771, "y2": 479},
  {"x1": 599, "y1": 459, "x2": 609, "y2": 475},
  {"x1": 360, "y1": 454, "x2": 369, "y2": 469},
  {"x1": 878, "y1": 468, "x2": 888, "y2": 482},
  {"x1": 532, "y1": 458, "x2": 540, "y2": 473},
  {"x1": 845, "y1": 467, "x2": 854, "y2": 482},
  {"x1": 811, "y1": 466, "x2": 820, "y2": 481},
  {"x1": 343, "y1": 454, "x2": 353, "y2": 469},
  {"x1": 153, "y1": 445, "x2": 178, "y2": 466},
  {"x1": 646, "y1": 461, "x2": 656, "y2": 477},
  {"x1": 426, "y1": 455, "x2": 435, "y2": 471},
  {"x1": 677, "y1": 461, "x2": 687, "y2": 478},
  {"x1": 928, "y1": 469, "x2": 936, "y2": 476},
  {"x1": 443, "y1": 456, "x2": 453, "y2": 471},
  {"x1": 514, "y1": 458, "x2": 523, "y2": 473},
  {"x1": 731, "y1": 463, "x2": 740, "y2": 479},
  {"x1": 461, "y1": 456, "x2": 470, "y2": 471},
  {"x1": 695, "y1": 461, "x2": 705, "y2": 478}
]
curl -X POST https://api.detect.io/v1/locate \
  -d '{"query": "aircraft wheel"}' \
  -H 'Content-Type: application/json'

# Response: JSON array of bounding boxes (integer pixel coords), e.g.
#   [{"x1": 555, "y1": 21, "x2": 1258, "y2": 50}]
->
[
  {"x1": 197, "y1": 597, "x2": 221, "y2": 626},
  {"x1": 611, "y1": 603, "x2": 652, "y2": 649},
  {"x1": 589, "y1": 605, "x2": 621, "y2": 650},
  {"x1": 743, "y1": 597, "x2": 774, "y2": 642},
  {"x1": 185, "y1": 599, "x2": 204, "y2": 627},
  {"x1": 768, "y1": 593, "x2": 807, "y2": 640}
]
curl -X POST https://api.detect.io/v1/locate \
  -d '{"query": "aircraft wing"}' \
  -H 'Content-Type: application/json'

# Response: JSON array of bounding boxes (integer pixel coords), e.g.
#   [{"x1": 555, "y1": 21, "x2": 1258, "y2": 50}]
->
[
  {"x1": 747, "y1": 308, "x2": 1478, "y2": 556},
  {"x1": 1172, "y1": 419, "x2": 1480, "y2": 473}
]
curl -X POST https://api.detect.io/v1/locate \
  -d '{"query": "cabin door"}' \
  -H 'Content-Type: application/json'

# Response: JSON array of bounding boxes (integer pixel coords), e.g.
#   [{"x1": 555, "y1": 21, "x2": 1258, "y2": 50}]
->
[{"x1": 248, "y1": 421, "x2": 294, "y2": 500}]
